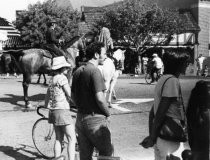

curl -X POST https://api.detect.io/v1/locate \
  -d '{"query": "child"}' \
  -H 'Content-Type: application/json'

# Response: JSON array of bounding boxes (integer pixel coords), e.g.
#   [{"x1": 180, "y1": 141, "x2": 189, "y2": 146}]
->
[{"x1": 45, "y1": 56, "x2": 76, "y2": 160}]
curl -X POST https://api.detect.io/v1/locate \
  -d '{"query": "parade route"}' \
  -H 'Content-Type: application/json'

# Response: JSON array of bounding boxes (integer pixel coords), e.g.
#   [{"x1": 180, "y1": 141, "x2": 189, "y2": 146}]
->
[{"x1": 0, "y1": 76, "x2": 203, "y2": 160}]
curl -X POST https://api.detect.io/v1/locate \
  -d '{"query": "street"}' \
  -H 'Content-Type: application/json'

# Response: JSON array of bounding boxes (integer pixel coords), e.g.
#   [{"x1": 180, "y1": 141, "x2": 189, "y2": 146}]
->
[{"x1": 0, "y1": 75, "x2": 204, "y2": 160}]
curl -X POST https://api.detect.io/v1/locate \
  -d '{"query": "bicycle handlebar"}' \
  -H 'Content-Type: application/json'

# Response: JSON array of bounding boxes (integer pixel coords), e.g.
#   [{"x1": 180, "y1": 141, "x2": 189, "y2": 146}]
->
[{"x1": 37, "y1": 106, "x2": 48, "y2": 118}]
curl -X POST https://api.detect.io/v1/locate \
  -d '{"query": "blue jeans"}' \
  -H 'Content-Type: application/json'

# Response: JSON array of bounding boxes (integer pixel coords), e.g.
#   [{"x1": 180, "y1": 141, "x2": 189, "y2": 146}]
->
[{"x1": 76, "y1": 113, "x2": 113, "y2": 160}]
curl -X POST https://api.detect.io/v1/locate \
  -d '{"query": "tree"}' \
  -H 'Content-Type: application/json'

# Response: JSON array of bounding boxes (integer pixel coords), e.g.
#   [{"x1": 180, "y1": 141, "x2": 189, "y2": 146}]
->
[
  {"x1": 94, "y1": 0, "x2": 188, "y2": 73},
  {"x1": 95, "y1": 0, "x2": 187, "y2": 53},
  {"x1": 15, "y1": 0, "x2": 80, "y2": 47}
]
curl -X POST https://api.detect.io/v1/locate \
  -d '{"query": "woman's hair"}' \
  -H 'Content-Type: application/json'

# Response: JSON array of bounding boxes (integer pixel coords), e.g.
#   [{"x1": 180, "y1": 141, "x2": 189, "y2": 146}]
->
[
  {"x1": 187, "y1": 80, "x2": 210, "y2": 127},
  {"x1": 85, "y1": 42, "x2": 104, "y2": 60},
  {"x1": 52, "y1": 67, "x2": 67, "y2": 76},
  {"x1": 163, "y1": 51, "x2": 189, "y2": 75}
]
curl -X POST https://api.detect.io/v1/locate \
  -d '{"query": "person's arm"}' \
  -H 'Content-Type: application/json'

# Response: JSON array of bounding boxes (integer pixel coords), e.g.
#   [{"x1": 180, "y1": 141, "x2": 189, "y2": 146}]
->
[
  {"x1": 62, "y1": 83, "x2": 71, "y2": 101},
  {"x1": 150, "y1": 97, "x2": 176, "y2": 141},
  {"x1": 95, "y1": 91, "x2": 110, "y2": 117}
]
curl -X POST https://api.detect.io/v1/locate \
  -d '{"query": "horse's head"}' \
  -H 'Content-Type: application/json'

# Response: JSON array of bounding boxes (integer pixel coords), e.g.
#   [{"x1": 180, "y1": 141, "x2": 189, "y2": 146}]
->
[
  {"x1": 83, "y1": 31, "x2": 98, "y2": 46},
  {"x1": 113, "y1": 48, "x2": 126, "y2": 71},
  {"x1": 61, "y1": 36, "x2": 87, "y2": 69}
]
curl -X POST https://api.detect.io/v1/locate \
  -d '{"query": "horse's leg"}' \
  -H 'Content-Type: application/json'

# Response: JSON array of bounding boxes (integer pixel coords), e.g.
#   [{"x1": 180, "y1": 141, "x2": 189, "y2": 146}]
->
[
  {"x1": 112, "y1": 88, "x2": 117, "y2": 100},
  {"x1": 43, "y1": 74, "x2": 47, "y2": 85},
  {"x1": 23, "y1": 74, "x2": 32, "y2": 108},
  {"x1": 108, "y1": 71, "x2": 119, "y2": 107},
  {"x1": 37, "y1": 74, "x2": 41, "y2": 84}
]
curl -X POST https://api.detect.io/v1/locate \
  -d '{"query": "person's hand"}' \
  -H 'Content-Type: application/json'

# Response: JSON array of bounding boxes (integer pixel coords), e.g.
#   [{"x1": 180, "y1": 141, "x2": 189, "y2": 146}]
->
[
  {"x1": 59, "y1": 39, "x2": 64, "y2": 44},
  {"x1": 139, "y1": 136, "x2": 155, "y2": 148}
]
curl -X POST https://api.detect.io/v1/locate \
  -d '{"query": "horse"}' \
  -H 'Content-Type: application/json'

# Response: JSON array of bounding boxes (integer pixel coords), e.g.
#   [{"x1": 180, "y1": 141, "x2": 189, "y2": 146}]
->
[
  {"x1": 82, "y1": 31, "x2": 126, "y2": 106},
  {"x1": 0, "y1": 53, "x2": 19, "y2": 78},
  {"x1": 3, "y1": 35, "x2": 86, "y2": 108},
  {"x1": 98, "y1": 48, "x2": 126, "y2": 107}
]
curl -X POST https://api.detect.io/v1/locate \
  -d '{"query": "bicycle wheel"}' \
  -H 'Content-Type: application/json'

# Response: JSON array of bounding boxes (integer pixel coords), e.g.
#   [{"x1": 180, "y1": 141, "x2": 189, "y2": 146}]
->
[
  {"x1": 145, "y1": 73, "x2": 152, "y2": 84},
  {"x1": 32, "y1": 118, "x2": 55, "y2": 159}
]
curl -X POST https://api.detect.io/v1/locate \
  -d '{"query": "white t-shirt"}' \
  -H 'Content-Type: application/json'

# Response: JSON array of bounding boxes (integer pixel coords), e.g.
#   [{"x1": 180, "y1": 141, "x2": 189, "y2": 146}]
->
[
  {"x1": 153, "y1": 75, "x2": 184, "y2": 120},
  {"x1": 48, "y1": 74, "x2": 70, "y2": 110},
  {"x1": 197, "y1": 56, "x2": 205, "y2": 69},
  {"x1": 152, "y1": 57, "x2": 163, "y2": 69}
]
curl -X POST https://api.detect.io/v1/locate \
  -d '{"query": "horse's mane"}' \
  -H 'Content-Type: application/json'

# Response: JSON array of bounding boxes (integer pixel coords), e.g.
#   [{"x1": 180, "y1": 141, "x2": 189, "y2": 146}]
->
[{"x1": 63, "y1": 36, "x2": 81, "y2": 50}]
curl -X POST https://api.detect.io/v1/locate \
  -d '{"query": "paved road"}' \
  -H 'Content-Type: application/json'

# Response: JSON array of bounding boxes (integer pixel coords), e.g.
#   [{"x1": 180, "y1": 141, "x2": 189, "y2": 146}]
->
[{"x1": 0, "y1": 75, "x2": 204, "y2": 160}]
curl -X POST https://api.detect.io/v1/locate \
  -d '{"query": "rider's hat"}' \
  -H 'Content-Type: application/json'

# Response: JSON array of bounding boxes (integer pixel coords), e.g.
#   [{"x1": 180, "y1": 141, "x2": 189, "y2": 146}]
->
[
  {"x1": 47, "y1": 19, "x2": 57, "y2": 27},
  {"x1": 52, "y1": 56, "x2": 71, "y2": 70}
]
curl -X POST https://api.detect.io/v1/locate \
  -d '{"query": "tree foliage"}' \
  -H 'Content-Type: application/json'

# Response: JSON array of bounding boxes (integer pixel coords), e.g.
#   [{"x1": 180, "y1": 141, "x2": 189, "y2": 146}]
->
[
  {"x1": 15, "y1": 0, "x2": 80, "y2": 47},
  {"x1": 95, "y1": 0, "x2": 187, "y2": 53}
]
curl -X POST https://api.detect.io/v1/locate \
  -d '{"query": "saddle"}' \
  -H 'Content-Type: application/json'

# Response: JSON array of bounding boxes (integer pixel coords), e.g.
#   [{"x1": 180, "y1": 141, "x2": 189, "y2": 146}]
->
[{"x1": 43, "y1": 44, "x2": 66, "y2": 58}]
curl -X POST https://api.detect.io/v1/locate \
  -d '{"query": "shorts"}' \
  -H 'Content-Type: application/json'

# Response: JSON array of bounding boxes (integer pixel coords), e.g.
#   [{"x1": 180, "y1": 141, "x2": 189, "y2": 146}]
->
[{"x1": 48, "y1": 109, "x2": 73, "y2": 126}]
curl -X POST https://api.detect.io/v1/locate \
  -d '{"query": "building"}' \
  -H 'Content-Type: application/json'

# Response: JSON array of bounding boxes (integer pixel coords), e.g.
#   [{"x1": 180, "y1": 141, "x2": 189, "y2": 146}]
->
[
  {"x1": 157, "y1": 0, "x2": 210, "y2": 55},
  {"x1": 0, "y1": 17, "x2": 26, "y2": 50}
]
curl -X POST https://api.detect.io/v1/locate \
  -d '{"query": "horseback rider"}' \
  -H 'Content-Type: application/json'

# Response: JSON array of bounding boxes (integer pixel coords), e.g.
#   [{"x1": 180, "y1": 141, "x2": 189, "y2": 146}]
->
[
  {"x1": 45, "y1": 20, "x2": 66, "y2": 57},
  {"x1": 98, "y1": 26, "x2": 114, "y2": 55},
  {"x1": 98, "y1": 26, "x2": 119, "y2": 68}
]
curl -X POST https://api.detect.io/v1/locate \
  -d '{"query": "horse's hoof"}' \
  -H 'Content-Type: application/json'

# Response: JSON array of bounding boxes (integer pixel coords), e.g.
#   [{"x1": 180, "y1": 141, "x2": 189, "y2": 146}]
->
[
  {"x1": 108, "y1": 102, "x2": 113, "y2": 108},
  {"x1": 112, "y1": 95, "x2": 117, "y2": 100},
  {"x1": 25, "y1": 103, "x2": 33, "y2": 109}
]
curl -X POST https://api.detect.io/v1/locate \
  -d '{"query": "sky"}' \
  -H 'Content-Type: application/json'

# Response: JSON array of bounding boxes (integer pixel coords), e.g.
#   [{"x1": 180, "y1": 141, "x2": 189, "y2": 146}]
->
[
  {"x1": 0, "y1": 0, "x2": 46, "y2": 22},
  {"x1": 0, "y1": 0, "x2": 122, "y2": 23}
]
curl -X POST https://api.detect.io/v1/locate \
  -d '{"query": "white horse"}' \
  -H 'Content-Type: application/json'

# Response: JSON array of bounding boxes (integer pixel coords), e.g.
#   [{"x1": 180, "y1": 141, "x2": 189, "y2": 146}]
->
[{"x1": 98, "y1": 48, "x2": 126, "y2": 107}]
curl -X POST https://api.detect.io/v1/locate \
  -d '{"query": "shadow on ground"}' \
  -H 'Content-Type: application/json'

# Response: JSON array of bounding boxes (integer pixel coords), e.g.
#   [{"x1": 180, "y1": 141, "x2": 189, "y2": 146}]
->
[
  {"x1": 0, "y1": 94, "x2": 45, "y2": 111},
  {"x1": 0, "y1": 145, "x2": 42, "y2": 160}
]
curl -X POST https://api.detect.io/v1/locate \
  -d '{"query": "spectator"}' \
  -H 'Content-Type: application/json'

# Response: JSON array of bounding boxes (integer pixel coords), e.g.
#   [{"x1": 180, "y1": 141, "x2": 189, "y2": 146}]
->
[
  {"x1": 142, "y1": 56, "x2": 149, "y2": 74},
  {"x1": 151, "y1": 53, "x2": 163, "y2": 83},
  {"x1": 45, "y1": 56, "x2": 76, "y2": 160},
  {"x1": 186, "y1": 80, "x2": 210, "y2": 160},
  {"x1": 140, "y1": 51, "x2": 189, "y2": 160},
  {"x1": 203, "y1": 65, "x2": 208, "y2": 77},
  {"x1": 71, "y1": 42, "x2": 112, "y2": 160},
  {"x1": 196, "y1": 54, "x2": 205, "y2": 76},
  {"x1": 135, "y1": 64, "x2": 141, "y2": 76}
]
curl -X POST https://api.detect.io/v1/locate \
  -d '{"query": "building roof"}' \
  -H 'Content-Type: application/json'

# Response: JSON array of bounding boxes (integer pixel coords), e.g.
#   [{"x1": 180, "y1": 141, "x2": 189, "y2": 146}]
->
[
  {"x1": 0, "y1": 17, "x2": 23, "y2": 49},
  {"x1": 179, "y1": 10, "x2": 200, "y2": 32}
]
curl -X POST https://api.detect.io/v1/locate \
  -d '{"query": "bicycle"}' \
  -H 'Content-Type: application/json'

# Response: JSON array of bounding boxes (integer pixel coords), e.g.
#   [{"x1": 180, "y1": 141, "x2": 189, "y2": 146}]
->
[
  {"x1": 32, "y1": 106, "x2": 101, "y2": 159},
  {"x1": 145, "y1": 67, "x2": 162, "y2": 84},
  {"x1": 32, "y1": 106, "x2": 80, "y2": 159}
]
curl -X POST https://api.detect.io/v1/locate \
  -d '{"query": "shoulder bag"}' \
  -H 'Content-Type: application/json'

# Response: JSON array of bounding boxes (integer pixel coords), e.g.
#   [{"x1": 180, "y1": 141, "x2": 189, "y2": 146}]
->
[{"x1": 158, "y1": 76, "x2": 187, "y2": 142}]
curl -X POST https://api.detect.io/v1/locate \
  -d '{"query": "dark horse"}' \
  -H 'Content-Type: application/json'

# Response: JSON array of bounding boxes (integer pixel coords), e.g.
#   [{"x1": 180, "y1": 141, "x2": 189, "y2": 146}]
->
[{"x1": 3, "y1": 36, "x2": 85, "y2": 108}]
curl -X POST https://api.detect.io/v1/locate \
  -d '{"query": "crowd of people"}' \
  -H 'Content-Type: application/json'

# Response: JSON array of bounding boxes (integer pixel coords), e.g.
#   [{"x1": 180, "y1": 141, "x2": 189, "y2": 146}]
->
[
  {"x1": 44, "y1": 44, "x2": 210, "y2": 160},
  {"x1": 141, "y1": 51, "x2": 210, "y2": 160},
  {"x1": 42, "y1": 22, "x2": 209, "y2": 160}
]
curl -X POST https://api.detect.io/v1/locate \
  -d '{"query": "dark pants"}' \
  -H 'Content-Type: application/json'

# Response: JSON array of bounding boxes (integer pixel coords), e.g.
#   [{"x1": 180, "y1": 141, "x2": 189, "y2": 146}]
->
[
  {"x1": 76, "y1": 113, "x2": 113, "y2": 160},
  {"x1": 45, "y1": 44, "x2": 65, "y2": 57},
  {"x1": 151, "y1": 67, "x2": 161, "y2": 82}
]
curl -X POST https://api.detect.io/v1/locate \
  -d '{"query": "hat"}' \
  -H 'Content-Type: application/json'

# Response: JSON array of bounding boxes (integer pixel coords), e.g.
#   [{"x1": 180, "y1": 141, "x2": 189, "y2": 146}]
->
[
  {"x1": 152, "y1": 53, "x2": 158, "y2": 57},
  {"x1": 52, "y1": 56, "x2": 71, "y2": 70}
]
